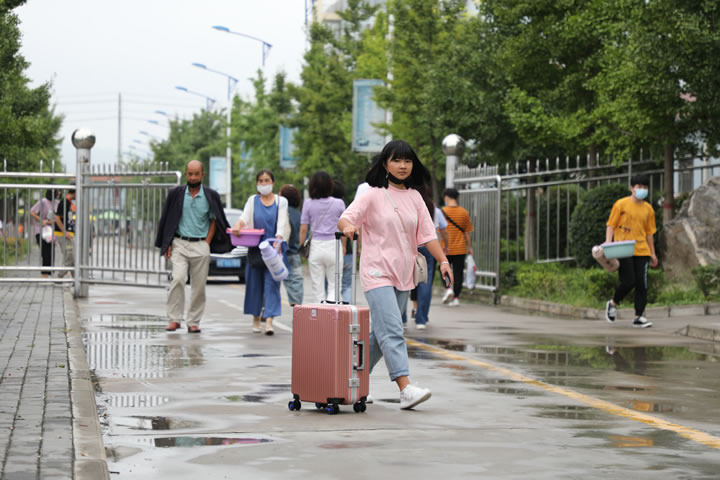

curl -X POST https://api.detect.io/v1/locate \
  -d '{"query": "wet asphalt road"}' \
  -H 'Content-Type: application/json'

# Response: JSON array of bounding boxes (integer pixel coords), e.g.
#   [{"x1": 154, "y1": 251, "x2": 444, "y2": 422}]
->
[{"x1": 76, "y1": 278, "x2": 720, "y2": 479}]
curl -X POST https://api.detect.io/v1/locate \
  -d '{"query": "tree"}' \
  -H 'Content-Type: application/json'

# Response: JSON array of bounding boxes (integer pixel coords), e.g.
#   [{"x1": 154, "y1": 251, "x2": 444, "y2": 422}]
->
[
  {"x1": 232, "y1": 70, "x2": 300, "y2": 205},
  {"x1": 376, "y1": 0, "x2": 467, "y2": 200},
  {"x1": 293, "y1": 1, "x2": 381, "y2": 202},
  {"x1": 587, "y1": 0, "x2": 714, "y2": 223},
  {"x1": 151, "y1": 109, "x2": 225, "y2": 181},
  {"x1": 0, "y1": 0, "x2": 62, "y2": 173}
]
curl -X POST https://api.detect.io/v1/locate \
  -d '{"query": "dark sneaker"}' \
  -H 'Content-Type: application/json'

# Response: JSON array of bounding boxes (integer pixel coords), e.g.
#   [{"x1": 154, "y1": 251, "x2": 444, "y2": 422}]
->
[
  {"x1": 632, "y1": 316, "x2": 652, "y2": 328},
  {"x1": 605, "y1": 300, "x2": 617, "y2": 323}
]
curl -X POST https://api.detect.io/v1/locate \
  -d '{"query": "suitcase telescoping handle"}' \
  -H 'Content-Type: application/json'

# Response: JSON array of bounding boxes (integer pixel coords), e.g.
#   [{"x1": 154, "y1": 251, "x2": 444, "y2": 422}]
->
[{"x1": 335, "y1": 231, "x2": 359, "y2": 305}]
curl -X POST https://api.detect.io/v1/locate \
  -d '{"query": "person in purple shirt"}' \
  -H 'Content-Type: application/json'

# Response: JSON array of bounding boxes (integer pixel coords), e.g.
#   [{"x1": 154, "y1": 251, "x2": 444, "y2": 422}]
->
[{"x1": 299, "y1": 171, "x2": 346, "y2": 304}]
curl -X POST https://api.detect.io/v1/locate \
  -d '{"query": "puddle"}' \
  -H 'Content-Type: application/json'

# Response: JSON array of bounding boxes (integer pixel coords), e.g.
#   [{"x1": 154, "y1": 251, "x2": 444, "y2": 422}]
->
[
  {"x1": 101, "y1": 394, "x2": 171, "y2": 408},
  {"x1": 319, "y1": 441, "x2": 382, "y2": 449},
  {"x1": 153, "y1": 436, "x2": 273, "y2": 448},
  {"x1": 534, "y1": 405, "x2": 599, "y2": 421},
  {"x1": 223, "y1": 384, "x2": 291, "y2": 404},
  {"x1": 111, "y1": 416, "x2": 198, "y2": 431}
]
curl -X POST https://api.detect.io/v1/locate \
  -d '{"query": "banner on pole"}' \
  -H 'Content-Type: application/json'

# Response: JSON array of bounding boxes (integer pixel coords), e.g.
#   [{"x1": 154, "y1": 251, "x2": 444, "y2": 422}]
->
[
  {"x1": 352, "y1": 79, "x2": 386, "y2": 153},
  {"x1": 209, "y1": 156, "x2": 227, "y2": 194},
  {"x1": 279, "y1": 126, "x2": 298, "y2": 169}
]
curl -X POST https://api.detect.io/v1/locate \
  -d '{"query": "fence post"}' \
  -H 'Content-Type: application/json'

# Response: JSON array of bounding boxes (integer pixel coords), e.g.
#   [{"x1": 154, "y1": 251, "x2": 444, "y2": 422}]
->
[
  {"x1": 442, "y1": 134, "x2": 465, "y2": 188},
  {"x1": 72, "y1": 128, "x2": 95, "y2": 298}
]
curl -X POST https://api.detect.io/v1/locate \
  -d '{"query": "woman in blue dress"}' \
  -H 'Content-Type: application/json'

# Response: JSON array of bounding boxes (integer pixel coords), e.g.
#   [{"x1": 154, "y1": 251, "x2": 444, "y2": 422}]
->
[{"x1": 232, "y1": 170, "x2": 290, "y2": 335}]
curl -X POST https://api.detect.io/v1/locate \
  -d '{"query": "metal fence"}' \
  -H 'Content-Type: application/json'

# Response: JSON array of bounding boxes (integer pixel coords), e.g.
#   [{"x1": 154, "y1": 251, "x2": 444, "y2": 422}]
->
[
  {"x1": 0, "y1": 161, "x2": 180, "y2": 290},
  {"x1": 453, "y1": 153, "x2": 720, "y2": 293}
]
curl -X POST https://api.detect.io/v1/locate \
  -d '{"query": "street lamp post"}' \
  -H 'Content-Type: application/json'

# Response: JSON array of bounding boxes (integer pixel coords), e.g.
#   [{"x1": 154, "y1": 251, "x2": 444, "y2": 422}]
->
[
  {"x1": 192, "y1": 63, "x2": 238, "y2": 208},
  {"x1": 212, "y1": 26, "x2": 272, "y2": 67},
  {"x1": 174, "y1": 86, "x2": 216, "y2": 111}
]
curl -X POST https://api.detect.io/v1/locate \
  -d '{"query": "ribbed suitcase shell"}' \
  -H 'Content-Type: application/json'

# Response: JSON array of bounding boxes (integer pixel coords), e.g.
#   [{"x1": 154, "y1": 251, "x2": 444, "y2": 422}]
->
[{"x1": 291, "y1": 303, "x2": 370, "y2": 405}]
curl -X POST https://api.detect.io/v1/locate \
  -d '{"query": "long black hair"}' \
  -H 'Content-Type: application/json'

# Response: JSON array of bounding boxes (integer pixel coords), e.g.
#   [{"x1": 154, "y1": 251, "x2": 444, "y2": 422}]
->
[{"x1": 365, "y1": 140, "x2": 431, "y2": 191}]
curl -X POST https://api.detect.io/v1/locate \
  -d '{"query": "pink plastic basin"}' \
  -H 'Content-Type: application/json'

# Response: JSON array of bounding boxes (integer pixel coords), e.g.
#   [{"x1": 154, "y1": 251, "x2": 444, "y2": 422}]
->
[{"x1": 227, "y1": 228, "x2": 265, "y2": 247}]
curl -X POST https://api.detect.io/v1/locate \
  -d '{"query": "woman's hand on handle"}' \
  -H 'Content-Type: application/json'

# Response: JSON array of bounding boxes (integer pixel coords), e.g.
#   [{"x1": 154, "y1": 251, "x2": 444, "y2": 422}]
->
[
  {"x1": 231, "y1": 219, "x2": 245, "y2": 236},
  {"x1": 338, "y1": 218, "x2": 357, "y2": 241}
]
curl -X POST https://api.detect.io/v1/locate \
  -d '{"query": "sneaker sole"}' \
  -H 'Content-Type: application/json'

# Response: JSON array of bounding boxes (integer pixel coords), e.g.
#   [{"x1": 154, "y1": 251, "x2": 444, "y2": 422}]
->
[
  {"x1": 633, "y1": 323, "x2": 653, "y2": 328},
  {"x1": 400, "y1": 391, "x2": 432, "y2": 410}
]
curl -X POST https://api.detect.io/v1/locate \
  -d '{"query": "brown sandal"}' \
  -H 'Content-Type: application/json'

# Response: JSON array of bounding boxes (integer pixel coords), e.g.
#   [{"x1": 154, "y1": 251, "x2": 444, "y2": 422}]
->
[
  {"x1": 166, "y1": 321, "x2": 181, "y2": 332},
  {"x1": 187, "y1": 326, "x2": 201, "y2": 334}
]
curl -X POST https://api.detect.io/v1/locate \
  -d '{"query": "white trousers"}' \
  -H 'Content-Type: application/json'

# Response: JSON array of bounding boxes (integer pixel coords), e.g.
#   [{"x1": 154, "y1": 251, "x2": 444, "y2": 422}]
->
[
  {"x1": 167, "y1": 238, "x2": 210, "y2": 326},
  {"x1": 308, "y1": 238, "x2": 342, "y2": 304}
]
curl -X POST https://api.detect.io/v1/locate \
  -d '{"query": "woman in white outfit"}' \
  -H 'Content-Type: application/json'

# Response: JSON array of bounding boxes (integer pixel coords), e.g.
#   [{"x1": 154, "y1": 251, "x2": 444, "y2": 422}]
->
[{"x1": 299, "y1": 171, "x2": 346, "y2": 304}]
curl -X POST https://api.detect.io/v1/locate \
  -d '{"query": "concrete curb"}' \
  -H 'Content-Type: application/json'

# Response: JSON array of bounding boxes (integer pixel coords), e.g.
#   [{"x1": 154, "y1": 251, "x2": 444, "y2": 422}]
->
[
  {"x1": 498, "y1": 294, "x2": 720, "y2": 322},
  {"x1": 64, "y1": 289, "x2": 110, "y2": 480}
]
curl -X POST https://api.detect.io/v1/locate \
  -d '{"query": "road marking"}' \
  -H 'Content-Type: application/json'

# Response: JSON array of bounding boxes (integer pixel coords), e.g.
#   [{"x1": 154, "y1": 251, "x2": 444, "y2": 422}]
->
[{"x1": 406, "y1": 338, "x2": 720, "y2": 451}]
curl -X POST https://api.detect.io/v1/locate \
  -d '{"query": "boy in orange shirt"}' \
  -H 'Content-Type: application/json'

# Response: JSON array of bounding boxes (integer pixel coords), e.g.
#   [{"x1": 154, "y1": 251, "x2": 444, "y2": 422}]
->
[{"x1": 604, "y1": 174, "x2": 658, "y2": 328}]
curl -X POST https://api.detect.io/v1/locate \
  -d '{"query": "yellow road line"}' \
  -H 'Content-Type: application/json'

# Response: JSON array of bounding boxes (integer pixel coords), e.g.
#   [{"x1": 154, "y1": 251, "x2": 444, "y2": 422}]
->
[{"x1": 406, "y1": 338, "x2": 720, "y2": 451}]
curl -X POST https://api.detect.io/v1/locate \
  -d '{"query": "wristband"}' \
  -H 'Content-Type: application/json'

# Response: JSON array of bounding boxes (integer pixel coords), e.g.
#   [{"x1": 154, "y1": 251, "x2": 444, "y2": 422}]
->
[{"x1": 440, "y1": 261, "x2": 449, "y2": 266}]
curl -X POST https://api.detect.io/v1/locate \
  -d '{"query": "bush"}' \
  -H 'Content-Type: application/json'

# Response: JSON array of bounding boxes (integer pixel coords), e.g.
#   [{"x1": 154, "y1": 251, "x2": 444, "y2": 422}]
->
[
  {"x1": 569, "y1": 182, "x2": 630, "y2": 268},
  {"x1": 692, "y1": 264, "x2": 720, "y2": 301}
]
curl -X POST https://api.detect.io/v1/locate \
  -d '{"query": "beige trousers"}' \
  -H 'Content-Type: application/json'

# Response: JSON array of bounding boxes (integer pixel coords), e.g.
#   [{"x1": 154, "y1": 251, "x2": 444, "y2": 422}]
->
[{"x1": 167, "y1": 238, "x2": 210, "y2": 326}]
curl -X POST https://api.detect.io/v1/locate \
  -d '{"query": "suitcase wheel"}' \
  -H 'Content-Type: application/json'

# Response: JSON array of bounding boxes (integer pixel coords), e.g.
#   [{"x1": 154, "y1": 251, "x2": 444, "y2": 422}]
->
[
  {"x1": 288, "y1": 399, "x2": 301, "y2": 411},
  {"x1": 353, "y1": 402, "x2": 367, "y2": 413},
  {"x1": 315, "y1": 402, "x2": 326, "y2": 410},
  {"x1": 325, "y1": 404, "x2": 340, "y2": 415}
]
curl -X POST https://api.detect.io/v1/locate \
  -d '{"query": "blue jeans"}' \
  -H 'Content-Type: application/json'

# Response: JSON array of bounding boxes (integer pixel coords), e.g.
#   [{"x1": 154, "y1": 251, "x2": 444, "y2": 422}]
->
[
  {"x1": 365, "y1": 286, "x2": 410, "y2": 381},
  {"x1": 414, "y1": 246, "x2": 436, "y2": 325},
  {"x1": 283, "y1": 253, "x2": 304, "y2": 305},
  {"x1": 244, "y1": 264, "x2": 282, "y2": 318}
]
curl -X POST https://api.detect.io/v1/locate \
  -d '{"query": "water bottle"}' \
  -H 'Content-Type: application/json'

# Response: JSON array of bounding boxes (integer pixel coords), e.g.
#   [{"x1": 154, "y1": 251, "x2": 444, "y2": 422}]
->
[{"x1": 259, "y1": 240, "x2": 289, "y2": 282}]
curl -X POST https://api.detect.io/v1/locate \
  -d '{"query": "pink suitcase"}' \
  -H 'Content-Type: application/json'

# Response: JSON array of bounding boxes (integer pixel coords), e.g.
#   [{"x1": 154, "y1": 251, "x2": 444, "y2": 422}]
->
[{"x1": 289, "y1": 233, "x2": 370, "y2": 414}]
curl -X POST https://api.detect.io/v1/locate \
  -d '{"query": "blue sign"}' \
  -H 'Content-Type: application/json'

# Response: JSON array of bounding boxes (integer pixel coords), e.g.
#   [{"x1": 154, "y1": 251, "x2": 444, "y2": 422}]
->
[
  {"x1": 352, "y1": 79, "x2": 387, "y2": 153},
  {"x1": 209, "y1": 156, "x2": 227, "y2": 195},
  {"x1": 279, "y1": 126, "x2": 298, "y2": 169}
]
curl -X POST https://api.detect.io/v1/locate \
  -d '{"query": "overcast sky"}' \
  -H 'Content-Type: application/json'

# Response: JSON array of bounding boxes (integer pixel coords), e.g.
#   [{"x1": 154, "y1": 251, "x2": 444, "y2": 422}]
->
[{"x1": 16, "y1": 0, "x2": 308, "y2": 173}]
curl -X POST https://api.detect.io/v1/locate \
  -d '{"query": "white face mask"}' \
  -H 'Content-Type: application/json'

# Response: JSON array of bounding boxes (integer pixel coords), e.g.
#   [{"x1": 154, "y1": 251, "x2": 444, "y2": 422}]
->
[{"x1": 257, "y1": 184, "x2": 273, "y2": 195}]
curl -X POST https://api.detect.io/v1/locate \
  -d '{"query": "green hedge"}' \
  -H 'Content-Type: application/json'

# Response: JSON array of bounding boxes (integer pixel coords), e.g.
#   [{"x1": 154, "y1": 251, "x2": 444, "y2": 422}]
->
[
  {"x1": 692, "y1": 264, "x2": 720, "y2": 301},
  {"x1": 569, "y1": 183, "x2": 630, "y2": 268},
  {"x1": 500, "y1": 261, "x2": 701, "y2": 308}
]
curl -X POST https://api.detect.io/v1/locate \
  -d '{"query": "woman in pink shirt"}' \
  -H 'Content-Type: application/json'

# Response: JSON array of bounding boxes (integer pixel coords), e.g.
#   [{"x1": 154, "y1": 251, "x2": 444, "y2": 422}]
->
[{"x1": 338, "y1": 140, "x2": 453, "y2": 410}]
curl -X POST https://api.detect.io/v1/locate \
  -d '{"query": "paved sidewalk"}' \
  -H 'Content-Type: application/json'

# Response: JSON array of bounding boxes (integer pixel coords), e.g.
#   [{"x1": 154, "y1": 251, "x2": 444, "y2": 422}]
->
[
  {"x1": 0, "y1": 285, "x2": 72, "y2": 480},
  {"x1": 0, "y1": 284, "x2": 107, "y2": 480}
]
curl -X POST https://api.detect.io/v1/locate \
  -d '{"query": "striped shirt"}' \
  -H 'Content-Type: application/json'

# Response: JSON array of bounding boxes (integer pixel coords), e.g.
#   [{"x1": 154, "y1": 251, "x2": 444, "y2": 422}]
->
[{"x1": 442, "y1": 205, "x2": 473, "y2": 255}]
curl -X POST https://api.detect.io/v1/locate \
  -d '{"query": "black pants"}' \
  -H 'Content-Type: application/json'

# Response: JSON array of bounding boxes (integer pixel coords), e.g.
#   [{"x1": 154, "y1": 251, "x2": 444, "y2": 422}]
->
[
  {"x1": 35, "y1": 234, "x2": 52, "y2": 275},
  {"x1": 447, "y1": 254, "x2": 465, "y2": 298},
  {"x1": 613, "y1": 256, "x2": 650, "y2": 316}
]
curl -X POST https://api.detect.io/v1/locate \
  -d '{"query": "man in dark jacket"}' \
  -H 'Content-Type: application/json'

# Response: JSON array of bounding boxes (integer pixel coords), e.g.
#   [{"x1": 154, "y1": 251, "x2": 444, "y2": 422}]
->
[{"x1": 155, "y1": 160, "x2": 231, "y2": 333}]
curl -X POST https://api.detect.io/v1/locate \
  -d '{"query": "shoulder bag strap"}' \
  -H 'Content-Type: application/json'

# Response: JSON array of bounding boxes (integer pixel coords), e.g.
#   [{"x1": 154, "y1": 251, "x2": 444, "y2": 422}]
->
[{"x1": 442, "y1": 209, "x2": 465, "y2": 233}]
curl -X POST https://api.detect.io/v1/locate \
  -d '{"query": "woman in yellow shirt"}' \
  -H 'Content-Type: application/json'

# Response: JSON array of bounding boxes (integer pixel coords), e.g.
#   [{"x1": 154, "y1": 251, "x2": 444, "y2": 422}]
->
[{"x1": 604, "y1": 174, "x2": 658, "y2": 328}]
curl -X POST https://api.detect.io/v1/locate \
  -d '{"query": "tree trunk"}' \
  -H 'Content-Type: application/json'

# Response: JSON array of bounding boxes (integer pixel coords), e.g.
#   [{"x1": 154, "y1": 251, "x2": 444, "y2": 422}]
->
[
  {"x1": 524, "y1": 158, "x2": 537, "y2": 261},
  {"x1": 663, "y1": 143, "x2": 675, "y2": 224}
]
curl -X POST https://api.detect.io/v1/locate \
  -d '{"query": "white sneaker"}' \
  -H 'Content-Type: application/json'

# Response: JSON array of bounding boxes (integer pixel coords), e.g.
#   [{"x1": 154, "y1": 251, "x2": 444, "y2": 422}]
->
[
  {"x1": 365, "y1": 394, "x2": 374, "y2": 404},
  {"x1": 632, "y1": 316, "x2": 653, "y2": 328},
  {"x1": 400, "y1": 384, "x2": 432, "y2": 410},
  {"x1": 416, "y1": 324, "x2": 426, "y2": 330},
  {"x1": 441, "y1": 288, "x2": 453, "y2": 304},
  {"x1": 449, "y1": 298, "x2": 459, "y2": 307}
]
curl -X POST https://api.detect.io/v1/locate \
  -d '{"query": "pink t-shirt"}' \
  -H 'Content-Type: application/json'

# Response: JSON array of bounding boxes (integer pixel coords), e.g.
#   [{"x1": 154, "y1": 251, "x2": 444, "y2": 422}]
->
[{"x1": 340, "y1": 186, "x2": 437, "y2": 292}]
